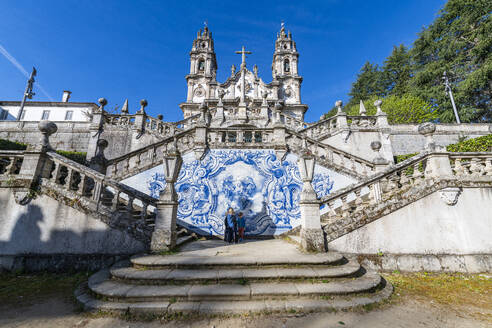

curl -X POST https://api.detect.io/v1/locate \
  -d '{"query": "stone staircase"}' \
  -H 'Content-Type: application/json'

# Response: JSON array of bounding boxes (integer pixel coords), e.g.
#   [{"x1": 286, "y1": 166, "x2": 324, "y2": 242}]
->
[
  {"x1": 319, "y1": 151, "x2": 492, "y2": 243},
  {"x1": 75, "y1": 239, "x2": 392, "y2": 315},
  {"x1": 105, "y1": 125, "x2": 374, "y2": 181}
]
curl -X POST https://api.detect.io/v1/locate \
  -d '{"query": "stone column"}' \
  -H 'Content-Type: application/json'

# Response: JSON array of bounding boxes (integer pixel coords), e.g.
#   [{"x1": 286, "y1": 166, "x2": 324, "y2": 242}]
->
[
  {"x1": 370, "y1": 141, "x2": 390, "y2": 172},
  {"x1": 86, "y1": 98, "x2": 106, "y2": 161},
  {"x1": 375, "y1": 100, "x2": 389, "y2": 128},
  {"x1": 89, "y1": 139, "x2": 109, "y2": 175},
  {"x1": 273, "y1": 105, "x2": 288, "y2": 161},
  {"x1": 334, "y1": 100, "x2": 348, "y2": 129},
  {"x1": 418, "y1": 122, "x2": 453, "y2": 178},
  {"x1": 134, "y1": 99, "x2": 148, "y2": 137},
  {"x1": 298, "y1": 152, "x2": 325, "y2": 252},
  {"x1": 150, "y1": 146, "x2": 183, "y2": 252},
  {"x1": 17, "y1": 121, "x2": 57, "y2": 202}
]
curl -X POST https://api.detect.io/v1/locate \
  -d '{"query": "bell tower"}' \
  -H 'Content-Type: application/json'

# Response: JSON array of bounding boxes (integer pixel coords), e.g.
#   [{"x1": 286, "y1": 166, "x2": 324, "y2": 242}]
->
[
  {"x1": 185, "y1": 25, "x2": 218, "y2": 104},
  {"x1": 272, "y1": 23, "x2": 302, "y2": 105}
]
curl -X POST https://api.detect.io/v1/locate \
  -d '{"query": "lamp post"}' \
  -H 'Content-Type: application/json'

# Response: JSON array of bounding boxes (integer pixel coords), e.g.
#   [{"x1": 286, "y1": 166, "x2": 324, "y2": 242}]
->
[
  {"x1": 442, "y1": 71, "x2": 461, "y2": 124},
  {"x1": 17, "y1": 67, "x2": 37, "y2": 121}
]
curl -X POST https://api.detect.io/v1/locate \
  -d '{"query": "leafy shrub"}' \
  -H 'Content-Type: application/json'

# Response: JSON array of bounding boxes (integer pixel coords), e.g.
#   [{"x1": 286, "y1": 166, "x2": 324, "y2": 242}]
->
[
  {"x1": 446, "y1": 135, "x2": 492, "y2": 152},
  {"x1": 56, "y1": 150, "x2": 87, "y2": 165},
  {"x1": 394, "y1": 152, "x2": 419, "y2": 163},
  {"x1": 0, "y1": 139, "x2": 27, "y2": 150}
]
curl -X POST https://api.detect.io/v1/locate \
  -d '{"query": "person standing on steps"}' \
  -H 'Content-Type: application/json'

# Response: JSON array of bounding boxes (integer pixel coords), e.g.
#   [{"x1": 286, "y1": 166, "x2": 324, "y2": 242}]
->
[
  {"x1": 237, "y1": 212, "x2": 245, "y2": 242},
  {"x1": 224, "y1": 207, "x2": 237, "y2": 244}
]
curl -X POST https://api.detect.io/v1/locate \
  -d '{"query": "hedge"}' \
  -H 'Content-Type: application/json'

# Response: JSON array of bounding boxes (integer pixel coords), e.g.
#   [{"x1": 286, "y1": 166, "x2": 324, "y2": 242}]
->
[
  {"x1": 446, "y1": 135, "x2": 492, "y2": 152},
  {"x1": 0, "y1": 138, "x2": 87, "y2": 166}
]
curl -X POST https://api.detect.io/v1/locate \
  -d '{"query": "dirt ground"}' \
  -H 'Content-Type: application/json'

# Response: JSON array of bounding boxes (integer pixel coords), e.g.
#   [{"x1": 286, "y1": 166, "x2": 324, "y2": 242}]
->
[{"x1": 0, "y1": 272, "x2": 490, "y2": 328}]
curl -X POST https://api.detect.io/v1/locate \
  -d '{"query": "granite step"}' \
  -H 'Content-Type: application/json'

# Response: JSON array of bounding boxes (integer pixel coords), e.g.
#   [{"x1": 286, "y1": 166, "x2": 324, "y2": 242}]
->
[
  {"x1": 110, "y1": 260, "x2": 361, "y2": 284},
  {"x1": 176, "y1": 235, "x2": 195, "y2": 247},
  {"x1": 88, "y1": 269, "x2": 381, "y2": 302},
  {"x1": 76, "y1": 279, "x2": 393, "y2": 314},
  {"x1": 131, "y1": 252, "x2": 345, "y2": 269}
]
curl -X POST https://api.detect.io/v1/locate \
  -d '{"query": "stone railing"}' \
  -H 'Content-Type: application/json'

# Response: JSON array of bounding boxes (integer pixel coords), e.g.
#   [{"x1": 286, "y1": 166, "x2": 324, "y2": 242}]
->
[
  {"x1": 44, "y1": 151, "x2": 158, "y2": 242},
  {"x1": 144, "y1": 116, "x2": 178, "y2": 136},
  {"x1": 279, "y1": 113, "x2": 309, "y2": 131},
  {"x1": 299, "y1": 116, "x2": 339, "y2": 139},
  {"x1": 207, "y1": 128, "x2": 275, "y2": 148},
  {"x1": 286, "y1": 130, "x2": 375, "y2": 178},
  {"x1": 104, "y1": 113, "x2": 136, "y2": 126},
  {"x1": 347, "y1": 115, "x2": 378, "y2": 128},
  {"x1": 320, "y1": 151, "x2": 492, "y2": 243},
  {"x1": 0, "y1": 150, "x2": 24, "y2": 177},
  {"x1": 106, "y1": 128, "x2": 196, "y2": 180},
  {"x1": 174, "y1": 114, "x2": 201, "y2": 129}
]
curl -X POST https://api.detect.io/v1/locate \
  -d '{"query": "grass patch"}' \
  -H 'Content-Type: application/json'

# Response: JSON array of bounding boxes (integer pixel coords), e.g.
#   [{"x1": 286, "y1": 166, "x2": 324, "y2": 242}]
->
[
  {"x1": 0, "y1": 272, "x2": 90, "y2": 306},
  {"x1": 384, "y1": 272, "x2": 492, "y2": 321}
]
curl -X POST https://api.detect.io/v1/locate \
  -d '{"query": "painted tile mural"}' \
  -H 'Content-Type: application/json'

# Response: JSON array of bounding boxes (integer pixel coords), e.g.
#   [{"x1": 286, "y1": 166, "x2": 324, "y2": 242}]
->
[{"x1": 122, "y1": 149, "x2": 355, "y2": 236}]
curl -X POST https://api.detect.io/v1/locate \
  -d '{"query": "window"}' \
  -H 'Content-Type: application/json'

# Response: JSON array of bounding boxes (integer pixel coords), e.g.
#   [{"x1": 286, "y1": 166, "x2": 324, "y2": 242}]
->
[
  {"x1": 65, "y1": 110, "x2": 73, "y2": 120},
  {"x1": 284, "y1": 59, "x2": 290, "y2": 73},
  {"x1": 42, "y1": 110, "x2": 50, "y2": 120},
  {"x1": 0, "y1": 109, "x2": 8, "y2": 120},
  {"x1": 198, "y1": 60, "x2": 205, "y2": 72}
]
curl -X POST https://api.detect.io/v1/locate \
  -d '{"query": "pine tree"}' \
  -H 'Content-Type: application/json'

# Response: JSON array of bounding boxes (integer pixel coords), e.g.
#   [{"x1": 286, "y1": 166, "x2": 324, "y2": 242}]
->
[
  {"x1": 409, "y1": 0, "x2": 492, "y2": 122},
  {"x1": 347, "y1": 62, "x2": 386, "y2": 109},
  {"x1": 383, "y1": 45, "x2": 412, "y2": 97}
]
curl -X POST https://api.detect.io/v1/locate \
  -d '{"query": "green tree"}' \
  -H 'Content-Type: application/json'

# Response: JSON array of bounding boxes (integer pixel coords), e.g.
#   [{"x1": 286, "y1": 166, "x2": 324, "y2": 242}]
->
[
  {"x1": 409, "y1": 0, "x2": 492, "y2": 122},
  {"x1": 346, "y1": 62, "x2": 387, "y2": 109},
  {"x1": 383, "y1": 45, "x2": 412, "y2": 97},
  {"x1": 345, "y1": 95, "x2": 438, "y2": 124}
]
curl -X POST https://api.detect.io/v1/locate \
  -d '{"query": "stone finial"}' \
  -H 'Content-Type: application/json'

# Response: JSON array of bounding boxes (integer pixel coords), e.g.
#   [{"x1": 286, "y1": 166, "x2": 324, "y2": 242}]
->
[
  {"x1": 359, "y1": 100, "x2": 367, "y2": 116},
  {"x1": 121, "y1": 99, "x2": 129, "y2": 114},
  {"x1": 374, "y1": 99, "x2": 384, "y2": 115},
  {"x1": 231, "y1": 64, "x2": 236, "y2": 77},
  {"x1": 418, "y1": 122, "x2": 437, "y2": 151},
  {"x1": 370, "y1": 140, "x2": 381, "y2": 152},
  {"x1": 139, "y1": 99, "x2": 148, "y2": 114},
  {"x1": 38, "y1": 120, "x2": 58, "y2": 151},
  {"x1": 418, "y1": 122, "x2": 436, "y2": 136},
  {"x1": 335, "y1": 100, "x2": 343, "y2": 114},
  {"x1": 253, "y1": 64, "x2": 258, "y2": 78},
  {"x1": 157, "y1": 114, "x2": 163, "y2": 120},
  {"x1": 98, "y1": 98, "x2": 107, "y2": 111},
  {"x1": 370, "y1": 140, "x2": 388, "y2": 165}
]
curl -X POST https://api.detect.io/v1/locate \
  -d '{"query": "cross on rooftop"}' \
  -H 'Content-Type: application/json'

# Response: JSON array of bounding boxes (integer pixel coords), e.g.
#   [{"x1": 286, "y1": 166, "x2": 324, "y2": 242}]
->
[{"x1": 235, "y1": 46, "x2": 252, "y2": 70}]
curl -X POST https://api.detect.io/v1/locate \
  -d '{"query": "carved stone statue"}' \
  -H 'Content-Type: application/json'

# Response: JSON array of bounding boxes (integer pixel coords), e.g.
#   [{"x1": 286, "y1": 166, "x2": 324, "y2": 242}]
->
[{"x1": 231, "y1": 64, "x2": 236, "y2": 77}]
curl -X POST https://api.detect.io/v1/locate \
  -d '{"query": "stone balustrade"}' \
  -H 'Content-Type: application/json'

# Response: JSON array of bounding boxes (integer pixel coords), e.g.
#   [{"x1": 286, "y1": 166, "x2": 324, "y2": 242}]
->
[
  {"x1": 299, "y1": 116, "x2": 339, "y2": 139},
  {"x1": 174, "y1": 114, "x2": 201, "y2": 129},
  {"x1": 286, "y1": 131, "x2": 375, "y2": 178},
  {"x1": 347, "y1": 115, "x2": 378, "y2": 128},
  {"x1": 279, "y1": 113, "x2": 309, "y2": 131},
  {"x1": 104, "y1": 113, "x2": 136, "y2": 126},
  {"x1": 320, "y1": 151, "x2": 492, "y2": 242},
  {"x1": 0, "y1": 150, "x2": 24, "y2": 177},
  {"x1": 207, "y1": 128, "x2": 274, "y2": 147}
]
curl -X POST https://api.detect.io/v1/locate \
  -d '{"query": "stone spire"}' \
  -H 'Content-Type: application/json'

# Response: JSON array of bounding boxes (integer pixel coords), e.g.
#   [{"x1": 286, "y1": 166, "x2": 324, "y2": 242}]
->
[{"x1": 121, "y1": 99, "x2": 129, "y2": 114}]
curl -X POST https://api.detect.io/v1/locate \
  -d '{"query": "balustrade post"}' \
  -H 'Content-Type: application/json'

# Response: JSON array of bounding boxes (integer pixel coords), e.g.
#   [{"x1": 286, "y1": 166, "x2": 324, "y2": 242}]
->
[
  {"x1": 334, "y1": 100, "x2": 348, "y2": 130},
  {"x1": 86, "y1": 98, "x2": 106, "y2": 160},
  {"x1": 150, "y1": 147, "x2": 183, "y2": 252},
  {"x1": 134, "y1": 99, "x2": 147, "y2": 136},
  {"x1": 370, "y1": 141, "x2": 389, "y2": 172},
  {"x1": 298, "y1": 152, "x2": 325, "y2": 252},
  {"x1": 89, "y1": 139, "x2": 109, "y2": 175},
  {"x1": 418, "y1": 123, "x2": 453, "y2": 178},
  {"x1": 18, "y1": 120, "x2": 57, "y2": 186}
]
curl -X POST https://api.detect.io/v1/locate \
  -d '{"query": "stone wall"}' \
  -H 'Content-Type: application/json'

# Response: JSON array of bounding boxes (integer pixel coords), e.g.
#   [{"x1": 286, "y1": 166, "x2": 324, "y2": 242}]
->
[
  {"x1": 0, "y1": 121, "x2": 91, "y2": 152},
  {"x1": 0, "y1": 188, "x2": 146, "y2": 271},
  {"x1": 328, "y1": 187, "x2": 492, "y2": 272},
  {"x1": 389, "y1": 124, "x2": 491, "y2": 155}
]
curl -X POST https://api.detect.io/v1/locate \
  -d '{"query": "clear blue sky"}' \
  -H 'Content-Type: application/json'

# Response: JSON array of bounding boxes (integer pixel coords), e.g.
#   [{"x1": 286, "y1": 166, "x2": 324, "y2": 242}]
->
[{"x1": 0, "y1": 0, "x2": 446, "y2": 122}]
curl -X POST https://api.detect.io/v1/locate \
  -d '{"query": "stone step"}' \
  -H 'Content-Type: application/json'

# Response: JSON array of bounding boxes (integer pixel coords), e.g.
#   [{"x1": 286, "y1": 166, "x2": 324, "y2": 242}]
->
[
  {"x1": 131, "y1": 252, "x2": 344, "y2": 269},
  {"x1": 110, "y1": 260, "x2": 361, "y2": 284},
  {"x1": 88, "y1": 269, "x2": 381, "y2": 302},
  {"x1": 76, "y1": 279, "x2": 393, "y2": 314},
  {"x1": 176, "y1": 235, "x2": 194, "y2": 247}
]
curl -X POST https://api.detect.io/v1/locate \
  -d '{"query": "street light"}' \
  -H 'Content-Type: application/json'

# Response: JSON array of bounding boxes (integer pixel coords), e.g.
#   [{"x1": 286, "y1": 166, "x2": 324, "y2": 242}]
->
[{"x1": 442, "y1": 71, "x2": 461, "y2": 124}]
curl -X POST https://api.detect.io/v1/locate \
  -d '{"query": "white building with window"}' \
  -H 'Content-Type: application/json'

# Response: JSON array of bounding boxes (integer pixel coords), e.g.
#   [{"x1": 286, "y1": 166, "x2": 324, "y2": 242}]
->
[{"x1": 0, "y1": 91, "x2": 95, "y2": 122}]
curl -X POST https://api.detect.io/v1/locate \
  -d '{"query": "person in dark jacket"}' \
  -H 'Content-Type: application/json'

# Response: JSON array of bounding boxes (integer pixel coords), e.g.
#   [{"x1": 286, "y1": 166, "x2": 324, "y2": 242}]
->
[{"x1": 224, "y1": 207, "x2": 237, "y2": 244}]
